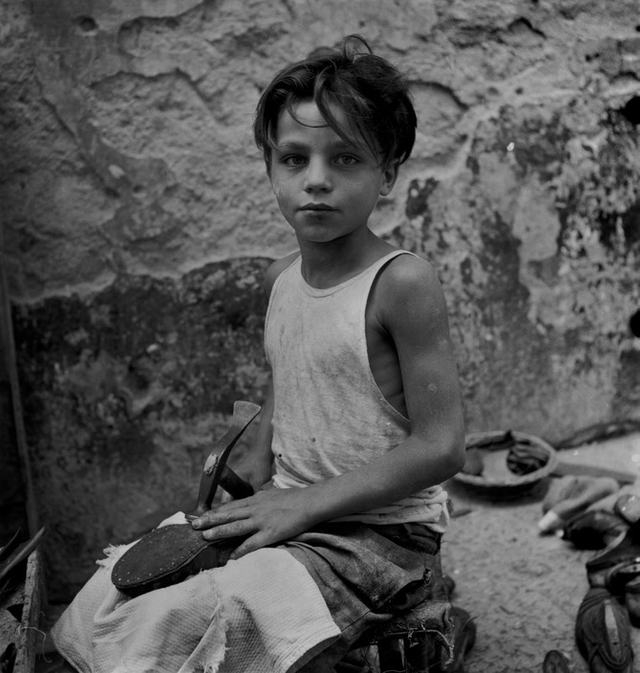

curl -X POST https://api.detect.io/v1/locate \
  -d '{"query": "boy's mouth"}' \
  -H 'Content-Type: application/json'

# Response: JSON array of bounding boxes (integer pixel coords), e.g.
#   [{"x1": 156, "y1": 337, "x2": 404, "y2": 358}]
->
[{"x1": 300, "y1": 203, "x2": 335, "y2": 212}]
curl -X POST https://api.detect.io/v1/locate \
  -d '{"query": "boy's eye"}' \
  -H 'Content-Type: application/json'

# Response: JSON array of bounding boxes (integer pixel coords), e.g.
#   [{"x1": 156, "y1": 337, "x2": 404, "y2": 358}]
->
[
  {"x1": 281, "y1": 155, "x2": 307, "y2": 167},
  {"x1": 335, "y1": 155, "x2": 359, "y2": 166}
]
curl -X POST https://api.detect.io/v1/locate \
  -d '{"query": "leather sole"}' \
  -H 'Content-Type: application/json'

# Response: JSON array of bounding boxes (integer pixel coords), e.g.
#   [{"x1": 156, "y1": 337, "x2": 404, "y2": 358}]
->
[{"x1": 111, "y1": 524, "x2": 242, "y2": 597}]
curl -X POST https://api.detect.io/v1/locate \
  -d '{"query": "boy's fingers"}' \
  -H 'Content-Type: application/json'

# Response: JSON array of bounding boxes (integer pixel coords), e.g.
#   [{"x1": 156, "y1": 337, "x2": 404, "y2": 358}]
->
[
  {"x1": 190, "y1": 510, "x2": 220, "y2": 528},
  {"x1": 200, "y1": 518, "x2": 253, "y2": 540},
  {"x1": 191, "y1": 502, "x2": 249, "y2": 529},
  {"x1": 229, "y1": 533, "x2": 268, "y2": 560}
]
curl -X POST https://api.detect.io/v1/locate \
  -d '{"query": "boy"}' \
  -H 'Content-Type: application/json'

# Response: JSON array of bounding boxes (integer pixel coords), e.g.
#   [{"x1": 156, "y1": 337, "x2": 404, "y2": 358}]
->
[{"x1": 51, "y1": 35, "x2": 466, "y2": 672}]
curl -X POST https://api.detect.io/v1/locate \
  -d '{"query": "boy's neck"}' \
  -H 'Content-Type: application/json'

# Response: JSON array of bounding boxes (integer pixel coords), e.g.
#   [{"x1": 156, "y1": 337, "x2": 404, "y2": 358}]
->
[{"x1": 297, "y1": 229, "x2": 395, "y2": 289}]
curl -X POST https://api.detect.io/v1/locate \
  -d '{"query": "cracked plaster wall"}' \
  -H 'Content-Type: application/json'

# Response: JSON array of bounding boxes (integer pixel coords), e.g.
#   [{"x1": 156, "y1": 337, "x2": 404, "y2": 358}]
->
[{"x1": 1, "y1": 0, "x2": 639, "y2": 599}]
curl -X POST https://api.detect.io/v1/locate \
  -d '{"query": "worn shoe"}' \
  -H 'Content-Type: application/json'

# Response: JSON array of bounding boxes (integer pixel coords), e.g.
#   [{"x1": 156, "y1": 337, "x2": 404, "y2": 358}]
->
[
  {"x1": 563, "y1": 510, "x2": 628, "y2": 550},
  {"x1": 586, "y1": 519, "x2": 640, "y2": 578},
  {"x1": 575, "y1": 588, "x2": 633, "y2": 673},
  {"x1": 111, "y1": 524, "x2": 242, "y2": 596},
  {"x1": 542, "y1": 650, "x2": 571, "y2": 673}
]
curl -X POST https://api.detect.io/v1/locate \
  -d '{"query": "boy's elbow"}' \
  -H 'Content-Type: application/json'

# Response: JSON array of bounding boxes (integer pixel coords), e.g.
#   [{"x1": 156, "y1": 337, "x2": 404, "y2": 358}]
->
[
  {"x1": 441, "y1": 427, "x2": 466, "y2": 480},
  {"x1": 448, "y1": 443, "x2": 466, "y2": 478},
  {"x1": 411, "y1": 421, "x2": 466, "y2": 485}
]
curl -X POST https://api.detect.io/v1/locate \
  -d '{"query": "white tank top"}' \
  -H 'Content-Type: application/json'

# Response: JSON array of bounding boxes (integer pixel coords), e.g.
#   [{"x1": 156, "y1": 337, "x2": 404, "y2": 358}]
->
[{"x1": 264, "y1": 250, "x2": 448, "y2": 530}]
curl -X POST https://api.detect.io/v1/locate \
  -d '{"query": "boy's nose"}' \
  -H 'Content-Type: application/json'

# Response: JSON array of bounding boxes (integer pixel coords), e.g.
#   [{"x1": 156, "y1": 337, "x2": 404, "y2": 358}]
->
[{"x1": 303, "y1": 159, "x2": 332, "y2": 192}]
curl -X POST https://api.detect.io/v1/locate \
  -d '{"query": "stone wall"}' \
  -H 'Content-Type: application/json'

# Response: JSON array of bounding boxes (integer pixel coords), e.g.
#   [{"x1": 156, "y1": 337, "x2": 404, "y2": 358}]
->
[{"x1": 1, "y1": 0, "x2": 639, "y2": 600}]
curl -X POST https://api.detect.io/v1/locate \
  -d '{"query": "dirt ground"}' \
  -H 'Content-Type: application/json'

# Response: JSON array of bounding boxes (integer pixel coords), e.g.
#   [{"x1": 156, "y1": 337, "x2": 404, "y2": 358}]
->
[
  {"x1": 35, "y1": 433, "x2": 640, "y2": 673},
  {"x1": 441, "y1": 432, "x2": 640, "y2": 673}
]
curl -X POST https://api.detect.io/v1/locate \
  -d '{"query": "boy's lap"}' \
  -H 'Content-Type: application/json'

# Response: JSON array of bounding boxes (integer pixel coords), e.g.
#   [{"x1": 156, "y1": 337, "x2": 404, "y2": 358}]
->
[
  {"x1": 284, "y1": 522, "x2": 440, "y2": 635},
  {"x1": 282, "y1": 522, "x2": 444, "y2": 671}
]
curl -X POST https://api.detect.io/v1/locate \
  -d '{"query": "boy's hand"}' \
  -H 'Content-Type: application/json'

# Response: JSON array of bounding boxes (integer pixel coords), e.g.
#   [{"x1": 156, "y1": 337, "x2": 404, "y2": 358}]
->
[{"x1": 190, "y1": 486, "x2": 312, "y2": 560}]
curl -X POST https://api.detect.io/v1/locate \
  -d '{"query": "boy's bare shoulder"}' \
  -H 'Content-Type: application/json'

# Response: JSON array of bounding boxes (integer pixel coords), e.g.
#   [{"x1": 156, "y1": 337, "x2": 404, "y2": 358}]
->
[
  {"x1": 375, "y1": 253, "x2": 450, "y2": 336},
  {"x1": 264, "y1": 252, "x2": 300, "y2": 293},
  {"x1": 382, "y1": 253, "x2": 443, "y2": 297},
  {"x1": 374, "y1": 252, "x2": 448, "y2": 324}
]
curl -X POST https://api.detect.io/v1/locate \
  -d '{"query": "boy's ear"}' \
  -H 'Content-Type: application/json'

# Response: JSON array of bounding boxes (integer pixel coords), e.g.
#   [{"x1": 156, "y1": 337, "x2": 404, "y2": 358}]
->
[{"x1": 380, "y1": 161, "x2": 400, "y2": 196}]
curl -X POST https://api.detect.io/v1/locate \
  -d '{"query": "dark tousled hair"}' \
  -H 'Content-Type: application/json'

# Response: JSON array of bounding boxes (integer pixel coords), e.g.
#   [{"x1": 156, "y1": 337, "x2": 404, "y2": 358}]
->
[{"x1": 253, "y1": 35, "x2": 417, "y2": 173}]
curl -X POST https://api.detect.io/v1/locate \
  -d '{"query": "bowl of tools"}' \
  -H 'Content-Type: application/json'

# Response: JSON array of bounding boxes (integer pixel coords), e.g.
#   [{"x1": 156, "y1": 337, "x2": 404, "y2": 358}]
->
[{"x1": 453, "y1": 430, "x2": 558, "y2": 497}]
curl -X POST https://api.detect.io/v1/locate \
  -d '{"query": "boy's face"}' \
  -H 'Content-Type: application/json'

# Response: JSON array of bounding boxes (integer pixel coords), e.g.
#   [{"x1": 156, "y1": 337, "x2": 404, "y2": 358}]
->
[{"x1": 269, "y1": 99, "x2": 398, "y2": 245}]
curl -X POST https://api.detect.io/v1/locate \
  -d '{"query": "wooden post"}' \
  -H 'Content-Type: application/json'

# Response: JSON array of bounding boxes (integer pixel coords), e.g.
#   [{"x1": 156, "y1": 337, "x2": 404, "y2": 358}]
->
[{"x1": 0, "y1": 224, "x2": 40, "y2": 540}]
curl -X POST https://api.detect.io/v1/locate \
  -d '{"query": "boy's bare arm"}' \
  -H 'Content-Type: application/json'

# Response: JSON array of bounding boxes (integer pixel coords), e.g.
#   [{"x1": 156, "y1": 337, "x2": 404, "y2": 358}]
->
[
  {"x1": 193, "y1": 256, "x2": 465, "y2": 557},
  {"x1": 375, "y1": 254, "x2": 467, "y2": 491}
]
